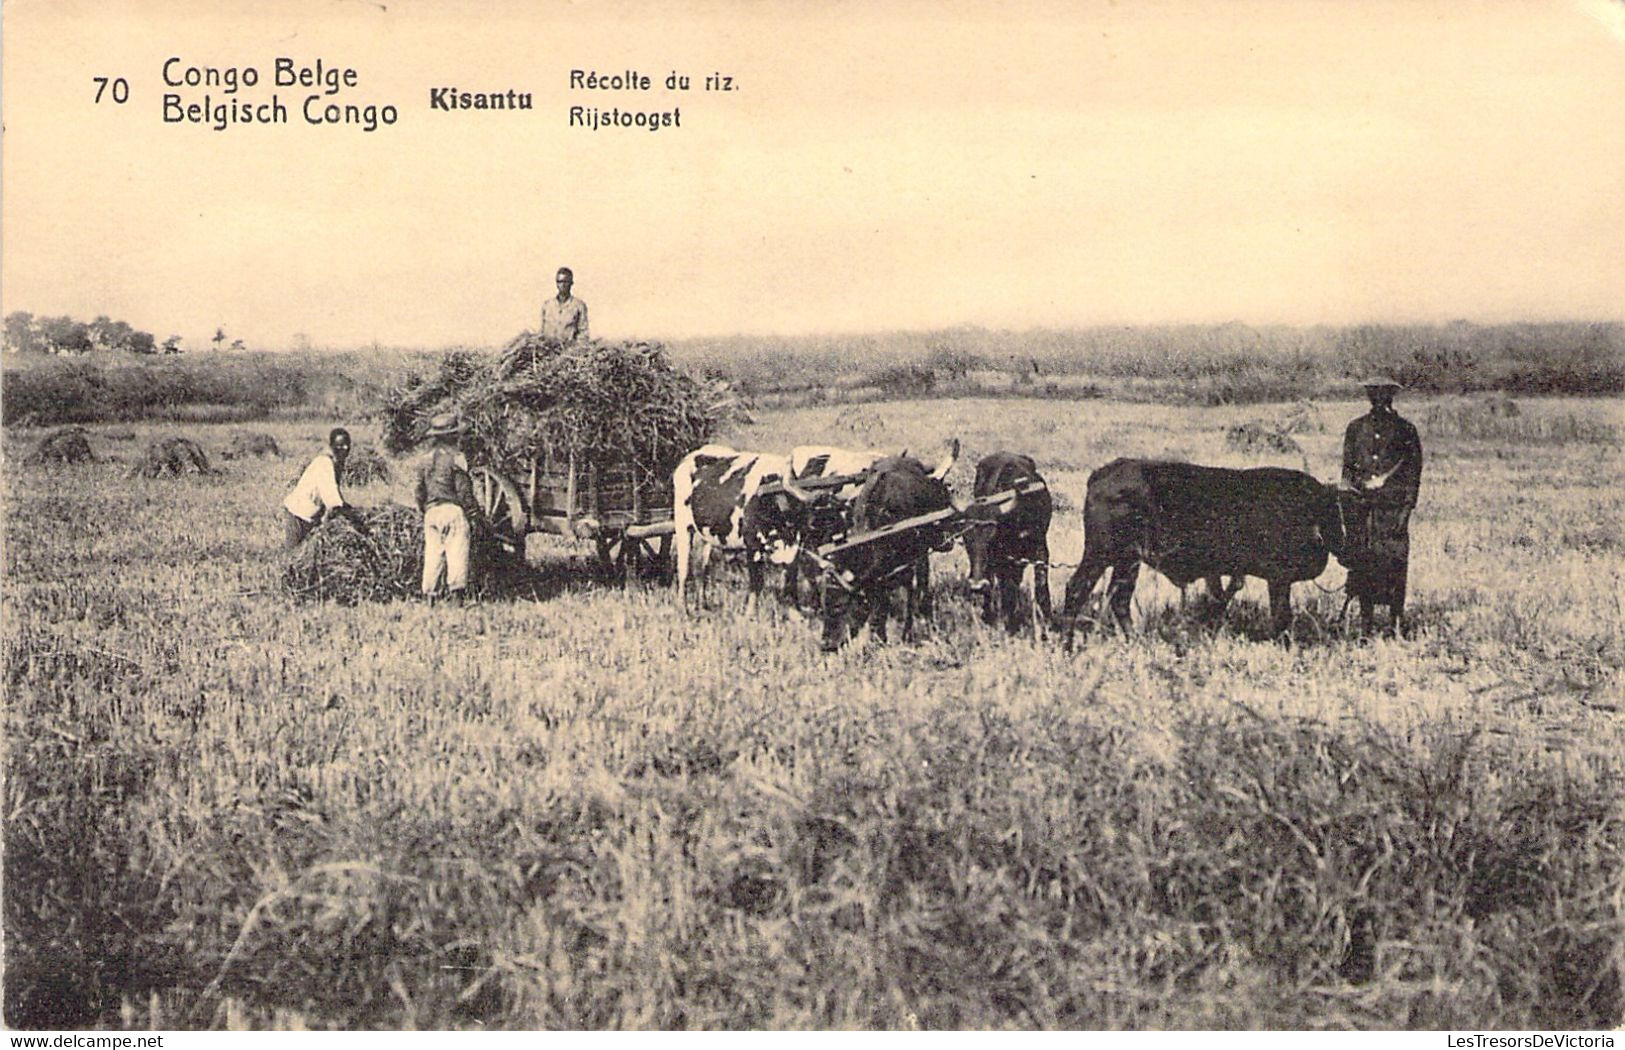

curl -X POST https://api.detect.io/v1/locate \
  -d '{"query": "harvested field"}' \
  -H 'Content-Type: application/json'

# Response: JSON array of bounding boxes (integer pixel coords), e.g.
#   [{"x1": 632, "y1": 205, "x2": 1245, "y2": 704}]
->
[
  {"x1": 2, "y1": 397, "x2": 1621, "y2": 1030},
  {"x1": 128, "y1": 435, "x2": 213, "y2": 478}
]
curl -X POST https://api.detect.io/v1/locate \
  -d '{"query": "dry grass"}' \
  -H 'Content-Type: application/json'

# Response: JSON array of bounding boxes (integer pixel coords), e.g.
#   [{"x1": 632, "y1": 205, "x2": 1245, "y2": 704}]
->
[{"x1": 3, "y1": 397, "x2": 1622, "y2": 1030}]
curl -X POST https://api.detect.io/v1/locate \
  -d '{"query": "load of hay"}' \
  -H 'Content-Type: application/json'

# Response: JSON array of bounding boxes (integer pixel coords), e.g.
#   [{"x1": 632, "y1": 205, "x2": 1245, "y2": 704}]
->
[
  {"x1": 220, "y1": 431, "x2": 281, "y2": 460},
  {"x1": 130, "y1": 436, "x2": 215, "y2": 478},
  {"x1": 281, "y1": 504, "x2": 423, "y2": 604},
  {"x1": 28, "y1": 426, "x2": 95, "y2": 466},
  {"x1": 379, "y1": 335, "x2": 741, "y2": 479}
]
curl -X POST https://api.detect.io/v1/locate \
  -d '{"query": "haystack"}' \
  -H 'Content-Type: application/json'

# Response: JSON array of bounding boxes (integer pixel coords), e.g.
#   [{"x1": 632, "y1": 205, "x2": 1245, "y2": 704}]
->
[
  {"x1": 28, "y1": 427, "x2": 95, "y2": 466},
  {"x1": 380, "y1": 335, "x2": 741, "y2": 479},
  {"x1": 343, "y1": 444, "x2": 391, "y2": 486},
  {"x1": 282, "y1": 504, "x2": 423, "y2": 604},
  {"x1": 1224, "y1": 422, "x2": 1304, "y2": 459},
  {"x1": 130, "y1": 436, "x2": 214, "y2": 478},
  {"x1": 221, "y1": 431, "x2": 281, "y2": 460}
]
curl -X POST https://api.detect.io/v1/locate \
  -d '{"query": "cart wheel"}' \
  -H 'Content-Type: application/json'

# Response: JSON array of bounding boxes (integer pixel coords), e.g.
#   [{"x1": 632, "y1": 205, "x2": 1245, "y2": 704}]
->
[{"x1": 471, "y1": 467, "x2": 528, "y2": 552}]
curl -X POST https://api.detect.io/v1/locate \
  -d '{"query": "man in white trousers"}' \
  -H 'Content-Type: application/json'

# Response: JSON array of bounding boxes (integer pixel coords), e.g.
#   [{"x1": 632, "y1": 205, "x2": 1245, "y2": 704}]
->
[{"x1": 413, "y1": 413, "x2": 481, "y2": 601}]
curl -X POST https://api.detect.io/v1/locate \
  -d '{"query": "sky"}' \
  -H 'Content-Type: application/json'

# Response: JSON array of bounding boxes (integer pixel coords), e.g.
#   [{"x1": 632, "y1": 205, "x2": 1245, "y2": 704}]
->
[{"x1": 2, "y1": 0, "x2": 1623, "y2": 348}]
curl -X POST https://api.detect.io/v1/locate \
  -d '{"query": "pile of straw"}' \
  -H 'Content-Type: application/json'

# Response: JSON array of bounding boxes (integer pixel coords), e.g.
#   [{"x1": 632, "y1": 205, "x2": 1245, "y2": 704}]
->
[
  {"x1": 28, "y1": 427, "x2": 95, "y2": 466},
  {"x1": 282, "y1": 504, "x2": 424, "y2": 604},
  {"x1": 380, "y1": 335, "x2": 740, "y2": 477},
  {"x1": 1224, "y1": 422, "x2": 1304, "y2": 459},
  {"x1": 221, "y1": 431, "x2": 281, "y2": 460},
  {"x1": 130, "y1": 436, "x2": 215, "y2": 478}
]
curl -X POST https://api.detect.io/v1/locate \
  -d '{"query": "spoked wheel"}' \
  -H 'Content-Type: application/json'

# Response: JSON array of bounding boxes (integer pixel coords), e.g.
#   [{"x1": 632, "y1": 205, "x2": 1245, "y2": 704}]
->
[{"x1": 470, "y1": 467, "x2": 529, "y2": 554}]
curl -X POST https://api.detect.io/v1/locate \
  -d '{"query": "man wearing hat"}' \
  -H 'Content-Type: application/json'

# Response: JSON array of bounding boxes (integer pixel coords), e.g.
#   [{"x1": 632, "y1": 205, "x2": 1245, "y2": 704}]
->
[
  {"x1": 539, "y1": 266, "x2": 589, "y2": 344},
  {"x1": 1341, "y1": 377, "x2": 1423, "y2": 635},
  {"x1": 414, "y1": 413, "x2": 481, "y2": 600}
]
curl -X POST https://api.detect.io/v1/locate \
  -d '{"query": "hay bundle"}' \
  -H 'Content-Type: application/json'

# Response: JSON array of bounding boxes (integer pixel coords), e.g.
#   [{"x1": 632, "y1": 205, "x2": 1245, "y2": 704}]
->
[
  {"x1": 343, "y1": 444, "x2": 391, "y2": 486},
  {"x1": 28, "y1": 427, "x2": 95, "y2": 465},
  {"x1": 282, "y1": 504, "x2": 424, "y2": 603},
  {"x1": 1225, "y1": 422, "x2": 1304, "y2": 459},
  {"x1": 380, "y1": 335, "x2": 741, "y2": 478},
  {"x1": 130, "y1": 436, "x2": 214, "y2": 478},
  {"x1": 221, "y1": 431, "x2": 281, "y2": 460}
]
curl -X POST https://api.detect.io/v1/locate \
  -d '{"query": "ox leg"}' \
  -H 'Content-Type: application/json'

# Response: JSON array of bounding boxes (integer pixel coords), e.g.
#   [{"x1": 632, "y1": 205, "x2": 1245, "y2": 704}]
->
[
  {"x1": 1033, "y1": 562, "x2": 1059, "y2": 630},
  {"x1": 820, "y1": 579, "x2": 850, "y2": 653},
  {"x1": 997, "y1": 565, "x2": 1023, "y2": 635},
  {"x1": 1106, "y1": 561, "x2": 1139, "y2": 633},
  {"x1": 914, "y1": 556, "x2": 933, "y2": 621},
  {"x1": 781, "y1": 555, "x2": 800, "y2": 608},
  {"x1": 1267, "y1": 579, "x2": 1294, "y2": 638},
  {"x1": 675, "y1": 528, "x2": 693, "y2": 609},
  {"x1": 1358, "y1": 597, "x2": 1375, "y2": 636},
  {"x1": 1060, "y1": 553, "x2": 1111, "y2": 647},
  {"x1": 868, "y1": 586, "x2": 892, "y2": 645}
]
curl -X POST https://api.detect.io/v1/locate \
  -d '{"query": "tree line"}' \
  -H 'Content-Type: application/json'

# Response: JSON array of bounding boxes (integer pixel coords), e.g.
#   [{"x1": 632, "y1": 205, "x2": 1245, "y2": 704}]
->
[{"x1": 0, "y1": 313, "x2": 257, "y2": 356}]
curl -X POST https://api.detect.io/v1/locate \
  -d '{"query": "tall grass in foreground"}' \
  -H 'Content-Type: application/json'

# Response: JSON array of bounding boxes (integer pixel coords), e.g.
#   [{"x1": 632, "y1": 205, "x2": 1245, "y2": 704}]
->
[{"x1": 3, "y1": 402, "x2": 1622, "y2": 1029}]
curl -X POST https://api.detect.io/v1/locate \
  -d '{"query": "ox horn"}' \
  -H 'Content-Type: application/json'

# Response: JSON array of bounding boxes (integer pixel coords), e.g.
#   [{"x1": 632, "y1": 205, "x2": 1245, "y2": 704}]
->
[{"x1": 929, "y1": 438, "x2": 960, "y2": 480}]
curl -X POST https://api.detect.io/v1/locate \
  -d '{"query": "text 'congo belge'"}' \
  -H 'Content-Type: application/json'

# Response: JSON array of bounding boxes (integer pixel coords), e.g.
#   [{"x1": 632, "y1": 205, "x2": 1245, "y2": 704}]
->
[{"x1": 161, "y1": 57, "x2": 399, "y2": 132}]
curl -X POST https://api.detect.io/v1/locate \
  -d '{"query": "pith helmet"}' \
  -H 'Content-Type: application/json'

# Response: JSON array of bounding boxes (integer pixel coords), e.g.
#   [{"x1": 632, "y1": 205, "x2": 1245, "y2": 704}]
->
[
  {"x1": 1360, "y1": 375, "x2": 1403, "y2": 390},
  {"x1": 424, "y1": 412, "x2": 464, "y2": 438}
]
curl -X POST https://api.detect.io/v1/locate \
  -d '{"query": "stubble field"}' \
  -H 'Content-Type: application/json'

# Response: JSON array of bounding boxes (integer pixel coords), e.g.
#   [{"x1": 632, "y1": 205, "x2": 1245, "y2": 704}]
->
[{"x1": 4, "y1": 394, "x2": 1622, "y2": 1030}]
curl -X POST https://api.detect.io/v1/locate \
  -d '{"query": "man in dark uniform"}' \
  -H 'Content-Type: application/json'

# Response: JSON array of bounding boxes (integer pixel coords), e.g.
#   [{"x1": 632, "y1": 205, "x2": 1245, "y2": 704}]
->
[{"x1": 1341, "y1": 377, "x2": 1423, "y2": 635}]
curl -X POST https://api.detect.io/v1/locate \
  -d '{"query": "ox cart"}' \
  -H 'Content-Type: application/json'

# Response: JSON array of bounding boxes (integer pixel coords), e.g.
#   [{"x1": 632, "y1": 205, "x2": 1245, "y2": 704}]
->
[{"x1": 469, "y1": 452, "x2": 676, "y2": 581}]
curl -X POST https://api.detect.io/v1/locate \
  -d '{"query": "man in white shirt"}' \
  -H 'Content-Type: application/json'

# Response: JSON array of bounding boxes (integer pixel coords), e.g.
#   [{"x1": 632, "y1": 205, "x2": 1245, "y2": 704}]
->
[
  {"x1": 539, "y1": 266, "x2": 589, "y2": 343},
  {"x1": 282, "y1": 427, "x2": 361, "y2": 547}
]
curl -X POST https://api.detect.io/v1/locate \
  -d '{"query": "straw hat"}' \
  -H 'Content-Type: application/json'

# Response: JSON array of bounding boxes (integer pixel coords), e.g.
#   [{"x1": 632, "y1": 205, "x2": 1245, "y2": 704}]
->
[
  {"x1": 1359, "y1": 375, "x2": 1403, "y2": 390},
  {"x1": 424, "y1": 412, "x2": 464, "y2": 438}
]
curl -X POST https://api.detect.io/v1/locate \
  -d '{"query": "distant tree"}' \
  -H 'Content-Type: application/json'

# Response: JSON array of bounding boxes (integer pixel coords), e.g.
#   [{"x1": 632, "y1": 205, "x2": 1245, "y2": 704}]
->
[
  {"x1": 38, "y1": 315, "x2": 93, "y2": 355},
  {"x1": 291, "y1": 332, "x2": 312, "y2": 352},
  {"x1": 162, "y1": 335, "x2": 184, "y2": 355},
  {"x1": 212, "y1": 328, "x2": 227, "y2": 351},
  {"x1": 128, "y1": 331, "x2": 158, "y2": 355},
  {"x1": 4, "y1": 311, "x2": 41, "y2": 354},
  {"x1": 230, "y1": 339, "x2": 245, "y2": 352}
]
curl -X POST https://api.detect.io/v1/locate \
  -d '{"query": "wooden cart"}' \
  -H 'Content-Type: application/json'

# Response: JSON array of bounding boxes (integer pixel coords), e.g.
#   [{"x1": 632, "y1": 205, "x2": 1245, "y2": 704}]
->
[{"x1": 470, "y1": 451, "x2": 676, "y2": 581}]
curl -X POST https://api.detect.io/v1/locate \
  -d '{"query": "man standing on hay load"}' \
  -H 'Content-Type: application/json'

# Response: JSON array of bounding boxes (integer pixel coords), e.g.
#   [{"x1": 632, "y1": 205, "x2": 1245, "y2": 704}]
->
[
  {"x1": 282, "y1": 428, "x2": 364, "y2": 547},
  {"x1": 414, "y1": 413, "x2": 481, "y2": 601},
  {"x1": 539, "y1": 266, "x2": 589, "y2": 343},
  {"x1": 1341, "y1": 376, "x2": 1424, "y2": 636}
]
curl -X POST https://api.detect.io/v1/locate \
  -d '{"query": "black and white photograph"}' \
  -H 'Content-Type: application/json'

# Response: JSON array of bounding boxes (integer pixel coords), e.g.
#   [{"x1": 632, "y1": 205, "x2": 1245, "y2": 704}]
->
[{"x1": 2, "y1": 0, "x2": 1622, "y2": 1033}]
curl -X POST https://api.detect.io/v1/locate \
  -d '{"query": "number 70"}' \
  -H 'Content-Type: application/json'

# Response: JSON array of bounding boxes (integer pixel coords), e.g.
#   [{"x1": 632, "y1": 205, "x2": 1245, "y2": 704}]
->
[{"x1": 93, "y1": 76, "x2": 130, "y2": 103}]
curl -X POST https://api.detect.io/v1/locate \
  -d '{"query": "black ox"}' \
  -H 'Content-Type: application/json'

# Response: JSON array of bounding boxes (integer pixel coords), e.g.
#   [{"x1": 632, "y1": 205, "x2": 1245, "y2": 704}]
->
[
  {"x1": 962, "y1": 451, "x2": 1054, "y2": 634},
  {"x1": 1059, "y1": 458, "x2": 1348, "y2": 639},
  {"x1": 787, "y1": 445, "x2": 957, "y2": 652}
]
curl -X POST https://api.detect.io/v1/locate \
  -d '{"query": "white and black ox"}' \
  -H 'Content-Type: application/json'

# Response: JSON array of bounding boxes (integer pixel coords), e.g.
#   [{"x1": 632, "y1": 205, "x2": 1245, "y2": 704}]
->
[
  {"x1": 961, "y1": 451, "x2": 1055, "y2": 634},
  {"x1": 672, "y1": 445, "x2": 804, "y2": 608},
  {"x1": 1058, "y1": 458, "x2": 1350, "y2": 641},
  {"x1": 783, "y1": 443, "x2": 959, "y2": 652},
  {"x1": 775, "y1": 445, "x2": 889, "y2": 606}
]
